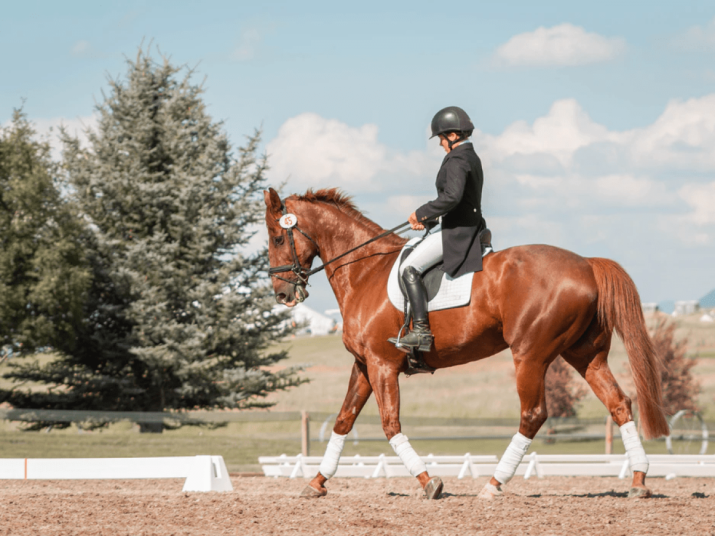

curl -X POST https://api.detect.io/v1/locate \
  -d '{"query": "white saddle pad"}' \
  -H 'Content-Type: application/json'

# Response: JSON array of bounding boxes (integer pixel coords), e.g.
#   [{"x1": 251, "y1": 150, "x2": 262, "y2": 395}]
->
[{"x1": 387, "y1": 237, "x2": 491, "y2": 312}]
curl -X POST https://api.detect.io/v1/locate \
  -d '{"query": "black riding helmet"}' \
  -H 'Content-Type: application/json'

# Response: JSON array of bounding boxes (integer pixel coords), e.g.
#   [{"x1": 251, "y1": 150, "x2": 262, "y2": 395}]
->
[{"x1": 430, "y1": 106, "x2": 475, "y2": 143}]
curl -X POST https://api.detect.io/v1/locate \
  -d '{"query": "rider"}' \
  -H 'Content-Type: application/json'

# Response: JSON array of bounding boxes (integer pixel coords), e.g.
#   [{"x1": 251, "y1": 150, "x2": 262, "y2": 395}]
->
[{"x1": 393, "y1": 106, "x2": 487, "y2": 352}]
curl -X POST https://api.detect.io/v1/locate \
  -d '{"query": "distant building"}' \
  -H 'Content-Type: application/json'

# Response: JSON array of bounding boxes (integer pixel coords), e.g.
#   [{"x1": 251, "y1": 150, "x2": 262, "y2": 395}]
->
[
  {"x1": 288, "y1": 304, "x2": 337, "y2": 336},
  {"x1": 641, "y1": 303, "x2": 659, "y2": 315},
  {"x1": 673, "y1": 300, "x2": 699, "y2": 316}
]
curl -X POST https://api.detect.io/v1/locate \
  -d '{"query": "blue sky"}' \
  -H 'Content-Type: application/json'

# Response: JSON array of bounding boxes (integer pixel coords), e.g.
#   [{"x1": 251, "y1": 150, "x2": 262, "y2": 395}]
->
[{"x1": 3, "y1": 1, "x2": 715, "y2": 316}]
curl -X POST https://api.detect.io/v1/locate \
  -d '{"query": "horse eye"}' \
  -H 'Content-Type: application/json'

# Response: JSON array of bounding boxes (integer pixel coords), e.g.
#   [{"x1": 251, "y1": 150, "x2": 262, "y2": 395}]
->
[{"x1": 273, "y1": 236, "x2": 284, "y2": 246}]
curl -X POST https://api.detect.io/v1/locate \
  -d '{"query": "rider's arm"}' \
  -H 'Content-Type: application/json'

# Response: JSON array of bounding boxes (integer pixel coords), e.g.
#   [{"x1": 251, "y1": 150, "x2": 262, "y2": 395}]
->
[{"x1": 414, "y1": 154, "x2": 470, "y2": 224}]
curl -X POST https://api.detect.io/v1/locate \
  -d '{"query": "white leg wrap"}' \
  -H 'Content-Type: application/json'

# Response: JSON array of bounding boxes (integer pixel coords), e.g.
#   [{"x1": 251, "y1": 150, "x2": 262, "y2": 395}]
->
[
  {"x1": 620, "y1": 421, "x2": 649, "y2": 474},
  {"x1": 494, "y1": 433, "x2": 532, "y2": 485},
  {"x1": 389, "y1": 433, "x2": 427, "y2": 477},
  {"x1": 318, "y1": 432, "x2": 347, "y2": 479}
]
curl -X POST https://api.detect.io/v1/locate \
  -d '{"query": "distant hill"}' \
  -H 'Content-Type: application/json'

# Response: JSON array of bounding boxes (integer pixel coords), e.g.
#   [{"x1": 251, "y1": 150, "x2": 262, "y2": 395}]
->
[{"x1": 701, "y1": 289, "x2": 715, "y2": 309}]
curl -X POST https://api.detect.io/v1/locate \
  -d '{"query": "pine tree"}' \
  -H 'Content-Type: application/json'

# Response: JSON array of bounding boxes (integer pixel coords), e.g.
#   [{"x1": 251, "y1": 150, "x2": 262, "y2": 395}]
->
[
  {"x1": 0, "y1": 110, "x2": 90, "y2": 360},
  {"x1": 1, "y1": 50, "x2": 304, "y2": 428}
]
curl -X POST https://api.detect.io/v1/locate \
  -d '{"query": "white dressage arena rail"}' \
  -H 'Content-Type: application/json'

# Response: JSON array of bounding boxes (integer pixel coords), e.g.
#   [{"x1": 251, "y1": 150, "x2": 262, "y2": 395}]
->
[
  {"x1": 0, "y1": 455, "x2": 233, "y2": 492},
  {"x1": 259, "y1": 453, "x2": 715, "y2": 480}
]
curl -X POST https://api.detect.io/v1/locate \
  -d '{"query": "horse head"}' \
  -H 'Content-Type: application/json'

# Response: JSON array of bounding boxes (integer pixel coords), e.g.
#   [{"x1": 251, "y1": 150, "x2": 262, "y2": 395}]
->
[{"x1": 264, "y1": 187, "x2": 320, "y2": 307}]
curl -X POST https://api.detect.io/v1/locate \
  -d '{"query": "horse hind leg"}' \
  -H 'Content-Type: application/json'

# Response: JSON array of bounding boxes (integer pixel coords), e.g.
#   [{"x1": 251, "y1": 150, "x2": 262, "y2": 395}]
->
[{"x1": 561, "y1": 329, "x2": 652, "y2": 498}]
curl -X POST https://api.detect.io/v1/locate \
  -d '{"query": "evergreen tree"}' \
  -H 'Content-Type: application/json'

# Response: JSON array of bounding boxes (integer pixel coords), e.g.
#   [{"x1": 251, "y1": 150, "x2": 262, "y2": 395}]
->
[
  {"x1": 0, "y1": 110, "x2": 90, "y2": 360},
  {"x1": 1, "y1": 51, "x2": 303, "y2": 428}
]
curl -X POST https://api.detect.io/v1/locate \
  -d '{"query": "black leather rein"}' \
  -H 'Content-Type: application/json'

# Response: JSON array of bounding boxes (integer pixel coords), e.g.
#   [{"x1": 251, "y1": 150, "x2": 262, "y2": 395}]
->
[{"x1": 268, "y1": 199, "x2": 412, "y2": 289}]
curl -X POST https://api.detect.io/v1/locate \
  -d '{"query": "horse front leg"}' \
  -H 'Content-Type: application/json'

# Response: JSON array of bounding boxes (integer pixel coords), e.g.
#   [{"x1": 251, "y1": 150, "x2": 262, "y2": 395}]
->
[
  {"x1": 369, "y1": 362, "x2": 443, "y2": 500},
  {"x1": 301, "y1": 361, "x2": 373, "y2": 498},
  {"x1": 479, "y1": 358, "x2": 548, "y2": 500}
]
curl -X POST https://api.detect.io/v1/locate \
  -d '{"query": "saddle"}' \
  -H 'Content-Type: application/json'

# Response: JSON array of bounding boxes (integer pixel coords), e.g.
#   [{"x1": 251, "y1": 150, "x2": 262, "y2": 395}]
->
[
  {"x1": 389, "y1": 229, "x2": 493, "y2": 376},
  {"x1": 387, "y1": 228, "x2": 493, "y2": 313}
]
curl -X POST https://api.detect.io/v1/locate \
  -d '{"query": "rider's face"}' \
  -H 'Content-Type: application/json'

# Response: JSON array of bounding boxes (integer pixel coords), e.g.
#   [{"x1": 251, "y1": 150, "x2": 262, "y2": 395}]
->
[{"x1": 439, "y1": 132, "x2": 460, "y2": 153}]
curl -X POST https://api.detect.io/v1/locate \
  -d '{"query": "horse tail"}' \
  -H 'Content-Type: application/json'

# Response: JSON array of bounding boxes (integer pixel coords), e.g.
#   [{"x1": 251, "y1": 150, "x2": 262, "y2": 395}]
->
[{"x1": 587, "y1": 257, "x2": 669, "y2": 440}]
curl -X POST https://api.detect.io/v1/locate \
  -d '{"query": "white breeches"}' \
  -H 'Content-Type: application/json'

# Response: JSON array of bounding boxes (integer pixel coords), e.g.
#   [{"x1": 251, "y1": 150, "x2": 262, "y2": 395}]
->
[
  {"x1": 620, "y1": 421, "x2": 649, "y2": 474},
  {"x1": 318, "y1": 432, "x2": 347, "y2": 479},
  {"x1": 399, "y1": 231, "x2": 443, "y2": 276},
  {"x1": 494, "y1": 433, "x2": 533, "y2": 485}
]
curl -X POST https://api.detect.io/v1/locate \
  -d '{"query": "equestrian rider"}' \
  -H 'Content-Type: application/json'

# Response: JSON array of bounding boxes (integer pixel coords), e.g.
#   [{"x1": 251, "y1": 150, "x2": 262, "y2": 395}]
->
[{"x1": 392, "y1": 106, "x2": 487, "y2": 352}]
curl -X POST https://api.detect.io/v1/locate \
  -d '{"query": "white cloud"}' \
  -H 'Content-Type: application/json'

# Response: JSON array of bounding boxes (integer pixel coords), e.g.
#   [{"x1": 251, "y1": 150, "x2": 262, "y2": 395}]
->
[
  {"x1": 266, "y1": 112, "x2": 435, "y2": 193},
  {"x1": 266, "y1": 93, "x2": 715, "y2": 253},
  {"x1": 30, "y1": 115, "x2": 98, "y2": 161},
  {"x1": 494, "y1": 24, "x2": 625, "y2": 67},
  {"x1": 72, "y1": 40, "x2": 91, "y2": 56},
  {"x1": 672, "y1": 18, "x2": 715, "y2": 51},
  {"x1": 232, "y1": 28, "x2": 261, "y2": 61},
  {"x1": 679, "y1": 182, "x2": 715, "y2": 226}
]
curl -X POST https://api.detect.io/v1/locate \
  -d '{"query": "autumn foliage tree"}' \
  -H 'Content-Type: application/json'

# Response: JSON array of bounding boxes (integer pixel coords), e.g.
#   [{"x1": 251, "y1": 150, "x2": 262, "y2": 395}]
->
[
  {"x1": 651, "y1": 319, "x2": 700, "y2": 416},
  {"x1": 545, "y1": 356, "x2": 587, "y2": 418}
]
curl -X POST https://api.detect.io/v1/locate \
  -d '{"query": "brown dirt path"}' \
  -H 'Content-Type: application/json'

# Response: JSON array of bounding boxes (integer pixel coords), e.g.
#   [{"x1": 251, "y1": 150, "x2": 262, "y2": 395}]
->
[{"x1": 1, "y1": 476, "x2": 714, "y2": 535}]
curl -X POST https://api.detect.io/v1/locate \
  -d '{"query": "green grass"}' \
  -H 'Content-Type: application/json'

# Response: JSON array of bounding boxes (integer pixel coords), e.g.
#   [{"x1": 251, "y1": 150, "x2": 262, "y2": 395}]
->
[{"x1": 1, "y1": 314, "x2": 714, "y2": 468}]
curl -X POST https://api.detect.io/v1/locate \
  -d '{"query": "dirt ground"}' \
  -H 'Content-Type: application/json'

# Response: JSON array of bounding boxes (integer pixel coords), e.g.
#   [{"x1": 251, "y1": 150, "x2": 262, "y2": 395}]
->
[{"x1": 1, "y1": 476, "x2": 714, "y2": 536}]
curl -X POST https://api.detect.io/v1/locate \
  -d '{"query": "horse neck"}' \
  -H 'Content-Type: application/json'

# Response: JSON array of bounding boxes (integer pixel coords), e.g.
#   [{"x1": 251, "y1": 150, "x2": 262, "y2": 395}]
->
[{"x1": 300, "y1": 201, "x2": 403, "y2": 309}]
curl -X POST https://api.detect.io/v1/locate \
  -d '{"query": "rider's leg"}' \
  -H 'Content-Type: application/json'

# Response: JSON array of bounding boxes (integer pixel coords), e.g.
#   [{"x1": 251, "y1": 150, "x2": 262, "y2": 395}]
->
[
  {"x1": 397, "y1": 266, "x2": 433, "y2": 350},
  {"x1": 395, "y1": 232, "x2": 443, "y2": 350}
]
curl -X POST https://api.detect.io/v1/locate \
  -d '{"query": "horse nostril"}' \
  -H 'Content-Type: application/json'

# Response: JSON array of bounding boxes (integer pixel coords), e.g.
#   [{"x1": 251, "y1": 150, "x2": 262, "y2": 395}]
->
[{"x1": 276, "y1": 293, "x2": 287, "y2": 304}]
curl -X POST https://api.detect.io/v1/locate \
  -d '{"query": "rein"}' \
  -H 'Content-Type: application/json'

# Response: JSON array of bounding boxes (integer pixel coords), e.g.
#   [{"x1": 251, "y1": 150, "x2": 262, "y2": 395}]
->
[{"x1": 268, "y1": 198, "x2": 412, "y2": 290}]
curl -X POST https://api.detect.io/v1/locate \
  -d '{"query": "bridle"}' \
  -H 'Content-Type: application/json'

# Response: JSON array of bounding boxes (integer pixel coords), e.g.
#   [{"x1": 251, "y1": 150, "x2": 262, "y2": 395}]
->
[{"x1": 267, "y1": 197, "x2": 413, "y2": 300}]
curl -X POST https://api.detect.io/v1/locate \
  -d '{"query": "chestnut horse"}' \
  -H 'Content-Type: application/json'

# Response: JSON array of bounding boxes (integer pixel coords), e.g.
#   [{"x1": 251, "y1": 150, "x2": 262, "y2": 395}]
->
[{"x1": 264, "y1": 187, "x2": 668, "y2": 500}]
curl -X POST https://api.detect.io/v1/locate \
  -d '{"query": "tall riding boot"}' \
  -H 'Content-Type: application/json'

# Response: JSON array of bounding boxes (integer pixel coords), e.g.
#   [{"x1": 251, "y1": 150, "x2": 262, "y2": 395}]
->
[{"x1": 395, "y1": 266, "x2": 433, "y2": 352}]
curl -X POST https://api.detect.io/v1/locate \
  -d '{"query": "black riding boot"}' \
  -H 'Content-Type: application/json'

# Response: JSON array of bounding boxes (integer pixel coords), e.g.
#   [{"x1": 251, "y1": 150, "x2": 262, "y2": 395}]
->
[{"x1": 394, "y1": 266, "x2": 433, "y2": 352}]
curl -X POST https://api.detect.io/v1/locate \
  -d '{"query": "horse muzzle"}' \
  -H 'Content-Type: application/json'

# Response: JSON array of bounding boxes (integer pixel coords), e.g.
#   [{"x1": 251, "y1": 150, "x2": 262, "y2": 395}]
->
[{"x1": 275, "y1": 284, "x2": 309, "y2": 307}]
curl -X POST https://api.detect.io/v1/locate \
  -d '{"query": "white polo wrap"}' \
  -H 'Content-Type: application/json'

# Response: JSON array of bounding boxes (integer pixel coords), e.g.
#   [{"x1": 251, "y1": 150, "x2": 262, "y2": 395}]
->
[
  {"x1": 620, "y1": 421, "x2": 649, "y2": 474},
  {"x1": 389, "y1": 433, "x2": 427, "y2": 477},
  {"x1": 494, "y1": 432, "x2": 532, "y2": 485},
  {"x1": 318, "y1": 432, "x2": 347, "y2": 479}
]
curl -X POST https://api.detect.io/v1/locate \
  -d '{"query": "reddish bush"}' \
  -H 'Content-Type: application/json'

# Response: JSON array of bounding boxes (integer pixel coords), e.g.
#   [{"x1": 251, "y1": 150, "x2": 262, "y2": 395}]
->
[
  {"x1": 545, "y1": 356, "x2": 588, "y2": 418},
  {"x1": 651, "y1": 319, "x2": 700, "y2": 416}
]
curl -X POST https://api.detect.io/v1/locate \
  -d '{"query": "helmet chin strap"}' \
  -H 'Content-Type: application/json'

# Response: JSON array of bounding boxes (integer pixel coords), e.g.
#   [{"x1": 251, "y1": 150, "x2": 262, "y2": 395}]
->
[{"x1": 446, "y1": 132, "x2": 465, "y2": 151}]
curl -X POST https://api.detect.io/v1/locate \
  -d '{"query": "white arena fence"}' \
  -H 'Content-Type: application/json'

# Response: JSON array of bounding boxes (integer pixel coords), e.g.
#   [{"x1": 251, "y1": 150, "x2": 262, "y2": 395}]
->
[
  {"x1": 259, "y1": 453, "x2": 715, "y2": 480},
  {"x1": 0, "y1": 455, "x2": 233, "y2": 492}
]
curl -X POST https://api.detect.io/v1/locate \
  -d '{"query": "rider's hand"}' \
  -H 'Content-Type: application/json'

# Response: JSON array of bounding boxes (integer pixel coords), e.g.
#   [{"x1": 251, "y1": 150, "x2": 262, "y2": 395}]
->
[{"x1": 409, "y1": 212, "x2": 424, "y2": 231}]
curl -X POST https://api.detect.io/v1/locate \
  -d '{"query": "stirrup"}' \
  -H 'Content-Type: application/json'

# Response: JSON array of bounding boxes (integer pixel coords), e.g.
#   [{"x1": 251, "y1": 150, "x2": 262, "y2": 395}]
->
[
  {"x1": 405, "y1": 348, "x2": 436, "y2": 376},
  {"x1": 397, "y1": 329, "x2": 433, "y2": 353}
]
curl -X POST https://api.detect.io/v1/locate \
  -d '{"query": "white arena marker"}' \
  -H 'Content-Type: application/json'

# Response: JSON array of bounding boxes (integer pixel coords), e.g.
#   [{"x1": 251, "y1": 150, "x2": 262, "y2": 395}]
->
[
  {"x1": 183, "y1": 456, "x2": 233, "y2": 492},
  {"x1": 0, "y1": 456, "x2": 233, "y2": 492}
]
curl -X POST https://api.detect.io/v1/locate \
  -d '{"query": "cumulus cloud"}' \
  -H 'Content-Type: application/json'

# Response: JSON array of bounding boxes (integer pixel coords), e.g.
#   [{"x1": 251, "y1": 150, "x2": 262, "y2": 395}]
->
[
  {"x1": 29, "y1": 115, "x2": 98, "y2": 161},
  {"x1": 266, "y1": 113, "x2": 435, "y2": 193},
  {"x1": 671, "y1": 17, "x2": 715, "y2": 51},
  {"x1": 494, "y1": 24, "x2": 626, "y2": 67}
]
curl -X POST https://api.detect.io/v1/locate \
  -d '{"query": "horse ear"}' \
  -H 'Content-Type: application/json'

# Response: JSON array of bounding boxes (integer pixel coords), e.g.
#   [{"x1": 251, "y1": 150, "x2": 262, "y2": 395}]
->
[{"x1": 264, "y1": 188, "x2": 282, "y2": 214}]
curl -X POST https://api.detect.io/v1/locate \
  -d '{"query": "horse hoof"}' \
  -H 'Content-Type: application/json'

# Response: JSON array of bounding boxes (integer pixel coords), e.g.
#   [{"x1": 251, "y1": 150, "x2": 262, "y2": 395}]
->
[
  {"x1": 477, "y1": 482, "x2": 503, "y2": 501},
  {"x1": 424, "y1": 477, "x2": 443, "y2": 500},
  {"x1": 628, "y1": 487, "x2": 652, "y2": 499},
  {"x1": 300, "y1": 484, "x2": 327, "y2": 498}
]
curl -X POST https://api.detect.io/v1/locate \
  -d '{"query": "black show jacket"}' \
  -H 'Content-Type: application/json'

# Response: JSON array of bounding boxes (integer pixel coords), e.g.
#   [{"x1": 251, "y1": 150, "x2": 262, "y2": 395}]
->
[{"x1": 414, "y1": 142, "x2": 487, "y2": 278}]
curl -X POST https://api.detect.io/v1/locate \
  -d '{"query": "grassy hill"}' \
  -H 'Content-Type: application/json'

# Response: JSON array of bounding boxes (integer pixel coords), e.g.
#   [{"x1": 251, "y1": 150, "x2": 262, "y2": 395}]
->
[{"x1": 1, "y1": 313, "x2": 713, "y2": 471}]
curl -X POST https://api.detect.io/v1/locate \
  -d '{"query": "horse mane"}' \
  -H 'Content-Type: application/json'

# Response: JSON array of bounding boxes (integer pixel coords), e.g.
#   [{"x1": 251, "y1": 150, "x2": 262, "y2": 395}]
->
[{"x1": 295, "y1": 188, "x2": 406, "y2": 246}]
